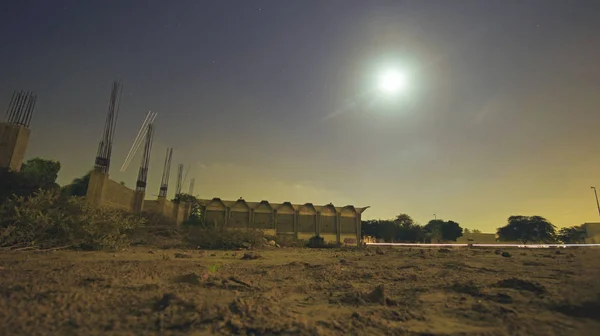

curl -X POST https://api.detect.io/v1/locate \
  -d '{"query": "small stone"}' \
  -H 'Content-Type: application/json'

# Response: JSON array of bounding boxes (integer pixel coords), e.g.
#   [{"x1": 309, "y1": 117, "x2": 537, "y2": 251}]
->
[
  {"x1": 375, "y1": 247, "x2": 385, "y2": 255},
  {"x1": 148, "y1": 250, "x2": 157, "y2": 254},
  {"x1": 501, "y1": 252, "x2": 511, "y2": 258},
  {"x1": 174, "y1": 252, "x2": 192, "y2": 259}
]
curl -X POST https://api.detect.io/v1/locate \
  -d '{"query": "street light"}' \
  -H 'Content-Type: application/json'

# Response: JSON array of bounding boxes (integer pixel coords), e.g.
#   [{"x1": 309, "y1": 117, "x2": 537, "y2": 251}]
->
[{"x1": 591, "y1": 186, "x2": 600, "y2": 216}]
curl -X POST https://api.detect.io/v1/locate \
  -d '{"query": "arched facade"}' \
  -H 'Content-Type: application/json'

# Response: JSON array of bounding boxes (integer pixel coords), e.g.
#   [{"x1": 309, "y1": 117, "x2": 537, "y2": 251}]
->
[{"x1": 198, "y1": 198, "x2": 369, "y2": 245}]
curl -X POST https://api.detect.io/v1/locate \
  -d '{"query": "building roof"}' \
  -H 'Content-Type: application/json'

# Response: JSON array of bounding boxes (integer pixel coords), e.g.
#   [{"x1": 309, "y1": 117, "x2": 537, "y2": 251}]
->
[{"x1": 197, "y1": 197, "x2": 369, "y2": 214}]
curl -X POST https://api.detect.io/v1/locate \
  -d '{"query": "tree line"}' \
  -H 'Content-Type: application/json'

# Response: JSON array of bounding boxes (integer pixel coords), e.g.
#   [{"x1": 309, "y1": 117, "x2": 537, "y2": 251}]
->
[{"x1": 361, "y1": 214, "x2": 588, "y2": 244}]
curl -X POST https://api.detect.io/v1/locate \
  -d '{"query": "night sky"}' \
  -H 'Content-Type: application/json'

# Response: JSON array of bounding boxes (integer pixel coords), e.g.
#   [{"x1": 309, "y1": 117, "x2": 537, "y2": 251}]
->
[{"x1": 2, "y1": 0, "x2": 600, "y2": 231}]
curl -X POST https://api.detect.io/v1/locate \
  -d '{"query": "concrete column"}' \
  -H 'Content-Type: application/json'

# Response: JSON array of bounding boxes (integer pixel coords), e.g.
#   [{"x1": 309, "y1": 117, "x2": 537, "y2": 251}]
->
[
  {"x1": 0, "y1": 123, "x2": 31, "y2": 172},
  {"x1": 249, "y1": 209, "x2": 254, "y2": 228},
  {"x1": 132, "y1": 191, "x2": 145, "y2": 213},
  {"x1": 156, "y1": 196, "x2": 167, "y2": 215},
  {"x1": 86, "y1": 170, "x2": 108, "y2": 207},
  {"x1": 336, "y1": 213, "x2": 341, "y2": 245},
  {"x1": 356, "y1": 213, "x2": 362, "y2": 246},
  {"x1": 293, "y1": 210, "x2": 299, "y2": 239},
  {"x1": 316, "y1": 212, "x2": 321, "y2": 236},
  {"x1": 224, "y1": 207, "x2": 230, "y2": 229}
]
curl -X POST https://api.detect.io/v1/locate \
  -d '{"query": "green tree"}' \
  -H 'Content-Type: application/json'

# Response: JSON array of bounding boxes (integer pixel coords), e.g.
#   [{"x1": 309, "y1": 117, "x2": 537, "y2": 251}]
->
[
  {"x1": 0, "y1": 158, "x2": 61, "y2": 201},
  {"x1": 557, "y1": 225, "x2": 587, "y2": 244},
  {"x1": 424, "y1": 219, "x2": 463, "y2": 242},
  {"x1": 173, "y1": 193, "x2": 204, "y2": 226},
  {"x1": 472, "y1": 229, "x2": 482, "y2": 234},
  {"x1": 497, "y1": 215, "x2": 557, "y2": 244},
  {"x1": 361, "y1": 219, "x2": 397, "y2": 242},
  {"x1": 20, "y1": 158, "x2": 61, "y2": 188},
  {"x1": 393, "y1": 214, "x2": 425, "y2": 242},
  {"x1": 64, "y1": 171, "x2": 91, "y2": 197}
]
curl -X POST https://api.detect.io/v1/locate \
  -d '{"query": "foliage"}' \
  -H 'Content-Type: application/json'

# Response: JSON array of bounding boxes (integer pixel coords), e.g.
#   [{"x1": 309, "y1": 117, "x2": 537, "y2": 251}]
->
[
  {"x1": 20, "y1": 158, "x2": 61, "y2": 188},
  {"x1": 0, "y1": 189, "x2": 145, "y2": 250},
  {"x1": 0, "y1": 158, "x2": 62, "y2": 202},
  {"x1": 307, "y1": 235, "x2": 326, "y2": 248},
  {"x1": 472, "y1": 229, "x2": 482, "y2": 234},
  {"x1": 129, "y1": 212, "x2": 185, "y2": 249},
  {"x1": 362, "y1": 219, "x2": 397, "y2": 242},
  {"x1": 557, "y1": 225, "x2": 588, "y2": 244},
  {"x1": 264, "y1": 234, "x2": 306, "y2": 247},
  {"x1": 394, "y1": 214, "x2": 426, "y2": 242},
  {"x1": 63, "y1": 171, "x2": 91, "y2": 197},
  {"x1": 424, "y1": 220, "x2": 463, "y2": 242},
  {"x1": 306, "y1": 235, "x2": 339, "y2": 248},
  {"x1": 362, "y1": 214, "x2": 428, "y2": 243},
  {"x1": 173, "y1": 193, "x2": 203, "y2": 225},
  {"x1": 184, "y1": 227, "x2": 266, "y2": 250},
  {"x1": 496, "y1": 215, "x2": 557, "y2": 244}
]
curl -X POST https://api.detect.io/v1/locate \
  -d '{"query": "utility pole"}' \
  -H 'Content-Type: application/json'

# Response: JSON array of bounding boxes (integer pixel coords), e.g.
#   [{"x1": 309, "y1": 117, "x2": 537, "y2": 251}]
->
[
  {"x1": 591, "y1": 187, "x2": 600, "y2": 216},
  {"x1": 433, "y1": 214, "x2": 437, "y2": 220}
]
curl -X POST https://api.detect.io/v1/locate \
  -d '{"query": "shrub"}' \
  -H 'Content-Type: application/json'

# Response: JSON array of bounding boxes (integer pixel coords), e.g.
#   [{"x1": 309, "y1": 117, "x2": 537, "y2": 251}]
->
[
  {"x1": 263, "y1": 234, "x2": 306, "y2": 247},
  {"x1": 305, "y1": 235, "x2": 339, "y2": 248},
  {"x1": 307, "y1": 235, "x2": 325, "y2": 248},
  {"x1": 184, "y1": 227, "x2": 266, "y2": 250},
  {"x1": 130, "y1": 212, "x2": 185, "y2": 249},
  {"x1": 0, "y1": 189, "x2": 145, "y2": 251}
]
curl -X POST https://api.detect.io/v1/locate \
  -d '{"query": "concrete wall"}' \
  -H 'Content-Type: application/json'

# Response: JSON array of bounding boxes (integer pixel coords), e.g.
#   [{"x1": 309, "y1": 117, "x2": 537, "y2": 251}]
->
[
  {"x1": 85, "y1": 170, "x2": 190, "y2": 224},
  {"x1": 199, "y1": 198, "x2": 368, "y2": 246},
  {"x1": 103, "y1": 179, "x2": 135, "y2": 211},
  {"x1": 0, "y1": 122, "x2": 30, "y2": 172}
]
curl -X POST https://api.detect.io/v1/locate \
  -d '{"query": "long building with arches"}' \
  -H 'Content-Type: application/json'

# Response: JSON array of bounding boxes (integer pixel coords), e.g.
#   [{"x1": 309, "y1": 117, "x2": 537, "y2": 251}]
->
[{"x1": 198, "y1": 198, "x2": 369, "y2": 245}]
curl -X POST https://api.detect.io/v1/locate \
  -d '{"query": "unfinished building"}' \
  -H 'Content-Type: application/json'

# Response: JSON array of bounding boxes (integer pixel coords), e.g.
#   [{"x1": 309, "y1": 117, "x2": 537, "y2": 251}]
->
[{"x1": 85, "y1": 81, "x2": 190, "y2": 223}]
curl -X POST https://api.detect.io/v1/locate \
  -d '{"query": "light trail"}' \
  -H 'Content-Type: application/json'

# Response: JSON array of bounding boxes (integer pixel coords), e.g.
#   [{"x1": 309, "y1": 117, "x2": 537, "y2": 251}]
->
[
  {"x1": 365, "y1": 243, "x2": 600, "y2": 248},
  {"x1": 120, "y1": 110, "x2": 157, "y2": 172}
]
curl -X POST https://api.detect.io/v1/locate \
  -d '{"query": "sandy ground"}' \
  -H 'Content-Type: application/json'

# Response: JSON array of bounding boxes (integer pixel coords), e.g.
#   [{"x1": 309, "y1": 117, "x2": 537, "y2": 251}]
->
[{"x1": 0, "y1": 246, "x2": 599, "y2": 336}]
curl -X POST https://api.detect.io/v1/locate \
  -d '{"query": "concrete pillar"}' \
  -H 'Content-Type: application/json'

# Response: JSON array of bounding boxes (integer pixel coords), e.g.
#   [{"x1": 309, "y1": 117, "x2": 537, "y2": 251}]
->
[
  {"x1": 156, "y1": 196, "x2": 167, "y2": 215},
  {"x1": 293, "y1": 210, "x2": 299, "y2": 239},
  {"x1": 336, "y1": 213, "x2": 341, "y2": 245},
  {"x1": 86, "y1": 170, "x2": 108, "y2": 207},
  {"x1": 0, "y1": 122, "x2": 31, "y2": 172},
  {"x1": 249, "y1": 209, "x2": 254, "y2": 228},
  {"x1": 316, "y1": 212, "x2": 321, "y2": 236},
  {"x1": 132, "y1": 191, "x2": 145, "y2": 213},
  {"x1": 356, "y1": 213, "x2": 362, "y2": 246}
]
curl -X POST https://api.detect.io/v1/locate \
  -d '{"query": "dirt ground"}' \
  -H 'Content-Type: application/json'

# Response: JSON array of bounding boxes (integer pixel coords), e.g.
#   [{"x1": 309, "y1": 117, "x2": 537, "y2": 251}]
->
[{"x1": 0, "y1": 246, "x2": 599, "y2": 336}]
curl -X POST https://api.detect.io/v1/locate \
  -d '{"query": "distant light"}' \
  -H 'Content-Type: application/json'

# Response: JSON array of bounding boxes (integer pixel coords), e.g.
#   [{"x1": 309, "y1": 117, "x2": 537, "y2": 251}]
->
[{"x1": 378, "y1": 69, "x2": 408, "y2": 95}]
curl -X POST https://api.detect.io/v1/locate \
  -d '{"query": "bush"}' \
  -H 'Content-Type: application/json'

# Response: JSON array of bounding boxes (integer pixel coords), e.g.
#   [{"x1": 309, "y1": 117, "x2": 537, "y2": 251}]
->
[
  {"x1": 263, "y1": 234, "x2": 306, "y2": 247},
  {"x1": 130, "y1": 212, "x2": 185, "y2": 249},
  {"x1": 0, "y1": 189, "x2": 145, "y2": 251},
  {"x1": 306, "y1": 235, "x2": 339, "y2": 248},
  {"x1": 307, "y1": 235, "x2": 325, "y2": 248},
  {"x1": 184, "y1": 227, "x2": 266, "y2": 250}
]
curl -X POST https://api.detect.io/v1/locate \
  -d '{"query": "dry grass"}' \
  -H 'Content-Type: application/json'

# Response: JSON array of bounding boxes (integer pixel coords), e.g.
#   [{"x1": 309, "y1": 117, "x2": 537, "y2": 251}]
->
[{"x1": 0, "y1": 246, "x2": 599, "y2": 335}]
